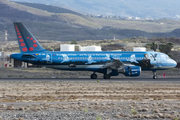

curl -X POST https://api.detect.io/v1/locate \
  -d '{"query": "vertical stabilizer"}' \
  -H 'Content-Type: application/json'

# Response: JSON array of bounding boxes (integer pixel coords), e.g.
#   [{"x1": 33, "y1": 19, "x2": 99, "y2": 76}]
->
[{"x1": 14, "y1": 22, "x2": 46, "y2": 52}]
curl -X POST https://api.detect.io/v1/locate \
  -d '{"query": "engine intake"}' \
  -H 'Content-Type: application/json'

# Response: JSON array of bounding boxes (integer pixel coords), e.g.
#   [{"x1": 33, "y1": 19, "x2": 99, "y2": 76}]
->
[{"x1": 118, "y1": 66, "x2": 141, "y2": 77}]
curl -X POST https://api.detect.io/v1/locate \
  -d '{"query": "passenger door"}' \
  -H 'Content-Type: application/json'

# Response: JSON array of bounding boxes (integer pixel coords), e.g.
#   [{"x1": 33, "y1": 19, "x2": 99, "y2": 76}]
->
[{"x1": 46, "y1": 53, "x2": 52, "y2": 64}]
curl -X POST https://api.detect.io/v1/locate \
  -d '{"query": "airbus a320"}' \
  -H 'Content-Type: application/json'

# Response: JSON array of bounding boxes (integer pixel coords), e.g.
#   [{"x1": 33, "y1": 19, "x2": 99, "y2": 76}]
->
[{"x1": 11, "y1": 22, "x2": 177, "y2": 79}]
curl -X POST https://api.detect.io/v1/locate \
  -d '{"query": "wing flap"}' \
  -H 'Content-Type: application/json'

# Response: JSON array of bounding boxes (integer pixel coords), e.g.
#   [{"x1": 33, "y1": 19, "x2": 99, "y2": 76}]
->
[{"x1": 100, "y1": 58, "x2": 124, "y2": 69}]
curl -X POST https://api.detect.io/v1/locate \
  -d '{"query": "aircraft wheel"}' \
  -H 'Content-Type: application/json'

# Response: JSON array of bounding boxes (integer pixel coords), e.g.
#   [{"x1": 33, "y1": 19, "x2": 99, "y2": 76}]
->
[
  {"x1": 153, "y1": 75, "x2": 158, "y2": 79},
  {"x1": 91, "y1": 74, "x2": 97, "y2": 79},
  {"x1": 153, "y1": 70, "x2": 158, "y2": 79},
  {"x1": 103, "y1": 74, "x2": 111, "y2": 79}
]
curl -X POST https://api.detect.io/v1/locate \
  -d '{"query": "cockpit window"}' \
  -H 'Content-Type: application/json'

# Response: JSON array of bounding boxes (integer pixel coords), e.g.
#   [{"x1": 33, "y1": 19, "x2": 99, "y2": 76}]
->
[
  {"x1": 161, "y1": 54, "x2": 171, "y2": 60},
  {"x1": 165, "y1": 55, "x2": 170, "y2": 59}
]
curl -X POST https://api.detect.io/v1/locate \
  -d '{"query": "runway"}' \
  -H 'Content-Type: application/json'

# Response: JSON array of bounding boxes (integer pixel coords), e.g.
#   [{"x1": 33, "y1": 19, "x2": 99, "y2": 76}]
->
[{"x1": 0, "y1": 78, "x2": 179, "y2": 81}]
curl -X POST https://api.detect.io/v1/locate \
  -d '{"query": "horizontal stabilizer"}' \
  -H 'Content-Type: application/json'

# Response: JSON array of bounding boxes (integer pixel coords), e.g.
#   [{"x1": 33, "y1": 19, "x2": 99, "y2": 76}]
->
[{"x1": 21, "y1": 54, "x2": 36, "y2": 58}]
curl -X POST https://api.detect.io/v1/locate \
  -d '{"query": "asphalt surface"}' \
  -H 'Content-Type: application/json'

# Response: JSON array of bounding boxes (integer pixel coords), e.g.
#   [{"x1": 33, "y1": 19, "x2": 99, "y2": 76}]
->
[{"x1": 0, "y1": 78, "x2": 179, "y2": 81}]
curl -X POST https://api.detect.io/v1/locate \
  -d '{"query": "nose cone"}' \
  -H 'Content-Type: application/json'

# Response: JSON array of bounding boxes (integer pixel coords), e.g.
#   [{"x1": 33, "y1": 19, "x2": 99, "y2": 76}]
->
[{"x1": 172, "y1": 60, "x2": 177, "y2": 68}]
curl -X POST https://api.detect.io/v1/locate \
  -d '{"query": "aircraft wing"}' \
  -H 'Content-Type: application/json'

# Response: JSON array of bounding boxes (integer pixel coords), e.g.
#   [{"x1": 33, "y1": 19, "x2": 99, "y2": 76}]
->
[{"x1": 100, "y1": 58, "x2": 124, "y2": 70}]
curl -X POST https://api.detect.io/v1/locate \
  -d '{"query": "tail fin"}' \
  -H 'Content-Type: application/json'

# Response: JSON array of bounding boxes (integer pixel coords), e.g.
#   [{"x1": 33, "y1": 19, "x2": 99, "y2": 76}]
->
[{"x1": 14, "y1": 22, "x2": 46, "y2": 53}]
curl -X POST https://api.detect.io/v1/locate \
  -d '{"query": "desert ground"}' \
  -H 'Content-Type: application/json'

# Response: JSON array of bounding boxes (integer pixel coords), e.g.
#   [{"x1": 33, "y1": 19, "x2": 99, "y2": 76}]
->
[{"x1": 0, "y1": 80, "x2": 179, "y2": 120}]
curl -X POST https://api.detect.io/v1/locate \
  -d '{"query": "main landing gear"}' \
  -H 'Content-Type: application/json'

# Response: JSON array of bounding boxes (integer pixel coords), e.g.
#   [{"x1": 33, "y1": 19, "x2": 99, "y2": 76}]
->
[
  {"x1": 103, "y1": 74, "x2": 111, "y2": 79},
  {"x1": 153, "y1": 70, "x2": 158, "y2": 79},
  {"x1": 90, "y1": 72, "x2": 111, "y2": 79},
  {"x1": 90, "y1": 72, "x2": 97, "y2": 79}
]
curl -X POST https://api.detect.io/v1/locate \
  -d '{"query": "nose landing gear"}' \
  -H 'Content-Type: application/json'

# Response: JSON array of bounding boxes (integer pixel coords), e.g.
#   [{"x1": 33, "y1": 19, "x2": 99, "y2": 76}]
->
[{"x1": 153, "y1": 70, "x2": 158, "y2": 79}]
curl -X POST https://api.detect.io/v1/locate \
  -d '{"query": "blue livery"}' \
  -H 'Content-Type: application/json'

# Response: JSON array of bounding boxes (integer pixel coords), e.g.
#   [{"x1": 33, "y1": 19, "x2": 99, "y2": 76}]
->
[{"x1": 11, "y1": 22, "x2": 177, "y2": 79}]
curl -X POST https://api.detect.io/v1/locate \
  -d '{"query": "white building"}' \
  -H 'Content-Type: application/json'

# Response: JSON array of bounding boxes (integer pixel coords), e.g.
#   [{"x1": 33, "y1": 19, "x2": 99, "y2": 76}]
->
[
  {"x1": 80, "y1": 46, "x2": 102, "y2": 51},
  {"x1": 133, "y1": 47, "x2": 146, "y2": 52}
]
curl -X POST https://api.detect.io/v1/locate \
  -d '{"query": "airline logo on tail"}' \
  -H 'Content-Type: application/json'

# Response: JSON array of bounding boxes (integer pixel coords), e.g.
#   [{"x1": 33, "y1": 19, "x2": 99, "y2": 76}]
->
[{"x1": 14, "y1": 22, "x2": 46, "y2": 53}]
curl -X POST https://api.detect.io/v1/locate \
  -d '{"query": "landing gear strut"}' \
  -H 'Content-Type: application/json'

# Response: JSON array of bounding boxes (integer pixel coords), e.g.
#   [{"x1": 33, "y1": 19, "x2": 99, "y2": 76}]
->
[
  {"x1": 153, "y1": 70, "x2": 158, "y2": 79},
  {"x1": 90, "y1": 72, "x2": 97, "y2": 79},
  {"x1": 103, "y1": 74, "x2": 111, "y2": 79}
]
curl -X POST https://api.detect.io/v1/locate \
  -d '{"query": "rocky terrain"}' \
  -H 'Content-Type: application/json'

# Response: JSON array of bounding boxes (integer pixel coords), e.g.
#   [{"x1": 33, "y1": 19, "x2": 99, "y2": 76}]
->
[{"x1": 0, "y1": 81, "x2": 179, "y2": 119}]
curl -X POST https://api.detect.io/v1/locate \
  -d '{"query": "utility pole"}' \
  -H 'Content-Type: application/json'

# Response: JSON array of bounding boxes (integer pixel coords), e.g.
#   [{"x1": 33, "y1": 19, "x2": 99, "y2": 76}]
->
[{"x1": 5, "y1": 30, "x2": 8, "y2": 42}]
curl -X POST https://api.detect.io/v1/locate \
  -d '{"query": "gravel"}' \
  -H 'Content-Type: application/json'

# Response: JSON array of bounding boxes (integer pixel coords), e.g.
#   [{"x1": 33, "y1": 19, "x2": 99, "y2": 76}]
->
[{"x1": 0, "y1": 102, "x2": 179, "y2": 120}]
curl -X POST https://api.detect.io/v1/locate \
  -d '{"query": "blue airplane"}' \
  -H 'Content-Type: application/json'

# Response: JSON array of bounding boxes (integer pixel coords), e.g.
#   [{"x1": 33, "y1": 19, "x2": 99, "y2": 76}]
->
[{"x1": 11, "y1": 22, "x2": 177, "y2": 79}]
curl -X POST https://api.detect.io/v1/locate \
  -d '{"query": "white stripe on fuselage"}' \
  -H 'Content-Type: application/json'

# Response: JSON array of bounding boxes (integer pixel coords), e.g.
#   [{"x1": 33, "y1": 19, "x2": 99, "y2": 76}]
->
[{"x1": 46, "y1": 65, "x2": 104, "y2": 69}]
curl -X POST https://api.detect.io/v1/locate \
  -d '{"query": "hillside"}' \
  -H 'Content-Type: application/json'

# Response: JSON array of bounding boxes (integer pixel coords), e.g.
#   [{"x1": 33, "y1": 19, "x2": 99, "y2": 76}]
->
[
  {"x1": 11, "y1": 0, "x2": 180, "y2": 19},
  {"x1": 15, "y1": 2, "x2": 84, "y2": 17},
  {"x1": 1, "y1": 0, "x2": 180, "y2": 41}
]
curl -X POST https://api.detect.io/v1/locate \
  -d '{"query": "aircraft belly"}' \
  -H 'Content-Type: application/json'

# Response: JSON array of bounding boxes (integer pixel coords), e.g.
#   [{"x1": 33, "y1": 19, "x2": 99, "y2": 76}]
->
[{"x1": 45, "y1": 65, "x2": 103, "y2": 71}]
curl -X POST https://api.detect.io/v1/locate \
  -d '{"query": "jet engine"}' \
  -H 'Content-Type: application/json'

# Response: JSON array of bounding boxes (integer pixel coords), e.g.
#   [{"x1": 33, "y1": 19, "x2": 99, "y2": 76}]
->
[{"x1": 118, "y1": 66, "x2": 141, "y2": 77}]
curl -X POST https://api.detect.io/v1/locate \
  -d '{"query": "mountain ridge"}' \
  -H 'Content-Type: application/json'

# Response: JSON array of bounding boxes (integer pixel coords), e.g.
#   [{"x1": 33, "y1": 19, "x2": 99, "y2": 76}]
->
[
  {"x1": 11, "y1": 0, "x2": 180, "y2": 19},
  {"x1": 0, "y1": 0, "x2": 180, "y2": 42}
]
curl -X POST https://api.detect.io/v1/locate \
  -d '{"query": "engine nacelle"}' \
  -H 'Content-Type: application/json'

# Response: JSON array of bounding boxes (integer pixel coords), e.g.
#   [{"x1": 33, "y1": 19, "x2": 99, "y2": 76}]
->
[{"x1": 118, "y1": 66, "x2": 141, "y2": 77}]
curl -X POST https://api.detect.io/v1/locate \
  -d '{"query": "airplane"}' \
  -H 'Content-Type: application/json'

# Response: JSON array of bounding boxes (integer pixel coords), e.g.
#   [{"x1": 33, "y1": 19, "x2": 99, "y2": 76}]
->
[{"x1": 11, "y1": 22, "x2": 177, "y2": 79}]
